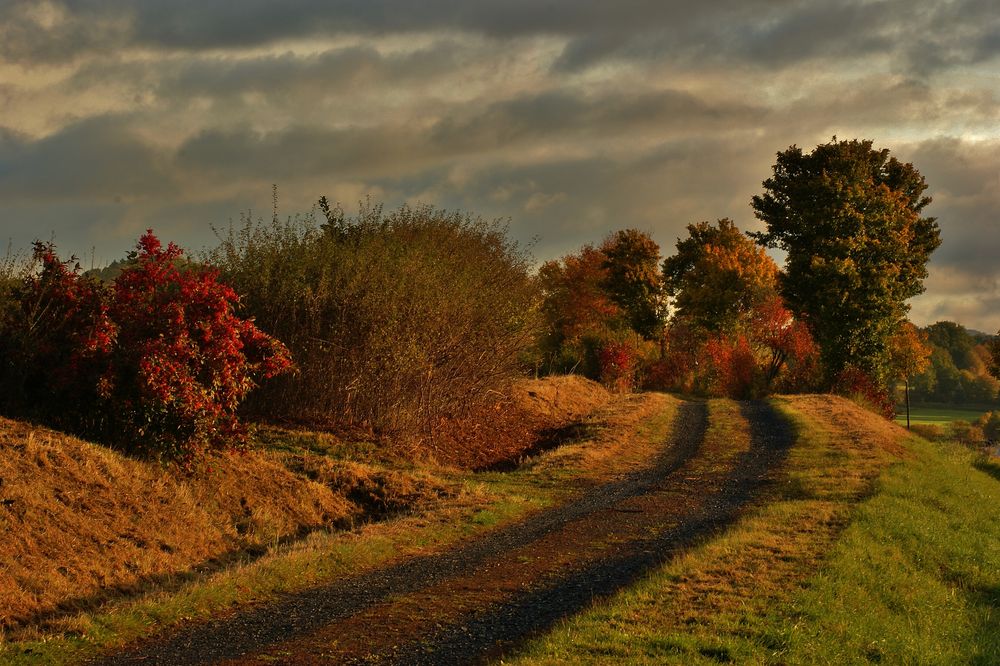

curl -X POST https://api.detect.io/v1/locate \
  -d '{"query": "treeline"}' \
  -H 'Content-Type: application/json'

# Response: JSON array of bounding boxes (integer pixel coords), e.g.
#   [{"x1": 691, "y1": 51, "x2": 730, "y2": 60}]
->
[
  {"x1": 907, "y1": 321, "x2": 999, "y2": 405},
  {"x1": 0, "y1": 136, "x2": 978, "y2": 462},
  {"x1": 534, "y1": 220, "x2": 819, "y2": 400}
]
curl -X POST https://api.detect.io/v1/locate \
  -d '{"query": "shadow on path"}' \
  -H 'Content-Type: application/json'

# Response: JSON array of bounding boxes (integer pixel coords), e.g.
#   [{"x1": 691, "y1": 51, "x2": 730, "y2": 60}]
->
[
  {"x1": 98, "y1": 402, "x2": 710, "y2": 666},
  {"x1": 379, "y1": 401, "x2": 795, "y2": 665}
]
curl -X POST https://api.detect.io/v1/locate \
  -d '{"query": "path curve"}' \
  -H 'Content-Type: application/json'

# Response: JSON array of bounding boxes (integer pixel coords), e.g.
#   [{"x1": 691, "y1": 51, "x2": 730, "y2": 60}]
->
[{"x1": 98, "y1": 400, "x2": 793, "y2": 665}]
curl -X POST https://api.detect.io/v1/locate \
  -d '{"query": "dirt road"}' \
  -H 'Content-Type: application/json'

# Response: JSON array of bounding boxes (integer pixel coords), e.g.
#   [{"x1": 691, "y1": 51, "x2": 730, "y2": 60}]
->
[{"x1": 98, "y1": 400, "x2": 793, "y2": 665}]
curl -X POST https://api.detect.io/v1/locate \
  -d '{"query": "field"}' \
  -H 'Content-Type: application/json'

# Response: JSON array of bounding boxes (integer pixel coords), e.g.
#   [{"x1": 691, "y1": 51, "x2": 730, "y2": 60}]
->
[{"x1": 894, "y1": 405, "x2": 989, "y2": 426}]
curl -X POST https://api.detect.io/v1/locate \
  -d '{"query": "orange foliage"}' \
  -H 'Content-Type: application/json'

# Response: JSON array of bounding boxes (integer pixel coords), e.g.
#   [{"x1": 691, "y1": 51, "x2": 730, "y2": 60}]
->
[{"x1": 539, "y1": 244, "x2": 622, "y2": 342}]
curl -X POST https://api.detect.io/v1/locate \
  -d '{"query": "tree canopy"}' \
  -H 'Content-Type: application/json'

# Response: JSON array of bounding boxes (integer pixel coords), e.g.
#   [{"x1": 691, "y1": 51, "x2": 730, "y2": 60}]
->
[
  {"x1": 751, "y1": 138, "x2": 940, "y2": 385},
  {"x1": 662, "y1": 218, "x2": 779, "y2": 334},
  {"x1": 599, "y1": 229, "x2": 665, "y2": 340}
]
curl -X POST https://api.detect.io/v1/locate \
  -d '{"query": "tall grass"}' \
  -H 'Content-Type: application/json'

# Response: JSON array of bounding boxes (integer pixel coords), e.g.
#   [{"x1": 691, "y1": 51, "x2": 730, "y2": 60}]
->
[{"x1": 206, "y1": 199, "x2": 540, "y2": 437}]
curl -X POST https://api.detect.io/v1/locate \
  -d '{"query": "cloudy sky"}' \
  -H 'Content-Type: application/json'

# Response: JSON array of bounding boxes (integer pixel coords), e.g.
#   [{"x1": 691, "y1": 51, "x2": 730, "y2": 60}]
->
[{"x1": 1, "y1": 0, "x2": 998, "y2": 330}]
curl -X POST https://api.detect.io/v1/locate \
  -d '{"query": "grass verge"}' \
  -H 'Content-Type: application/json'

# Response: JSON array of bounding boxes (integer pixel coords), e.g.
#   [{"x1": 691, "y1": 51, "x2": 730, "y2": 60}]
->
[{"x1": 508, "y1": 395, "x2": 1000, "y2": 664}]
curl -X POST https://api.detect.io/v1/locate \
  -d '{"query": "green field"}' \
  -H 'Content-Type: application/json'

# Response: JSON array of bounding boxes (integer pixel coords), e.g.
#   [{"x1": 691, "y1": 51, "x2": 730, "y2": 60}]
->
[{"x1": 895, "y1": 405, "x2": 990, "y2": 426}]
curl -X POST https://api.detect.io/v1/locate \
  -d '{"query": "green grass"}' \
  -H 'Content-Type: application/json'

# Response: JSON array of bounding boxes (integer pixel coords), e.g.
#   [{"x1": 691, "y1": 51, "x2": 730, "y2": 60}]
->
[
  {"x1": 777, "y1": 440, "x2": 1000, "y2": 664},
  {"x1": 509, "y1": 398, "x2": 1000, "y2": 664},
  {"x1": 895, "y1": 405, "x2": 989, "y2": 426}
]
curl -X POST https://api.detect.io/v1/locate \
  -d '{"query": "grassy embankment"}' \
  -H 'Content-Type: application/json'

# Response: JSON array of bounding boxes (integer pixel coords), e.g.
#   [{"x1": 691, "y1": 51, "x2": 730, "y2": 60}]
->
[
  {"x1": 0, "y1": 382, "x2": 676, "y2": 665},
  {"x1": 510, "y1": 395, "x2": 1000, "y2": 664}
]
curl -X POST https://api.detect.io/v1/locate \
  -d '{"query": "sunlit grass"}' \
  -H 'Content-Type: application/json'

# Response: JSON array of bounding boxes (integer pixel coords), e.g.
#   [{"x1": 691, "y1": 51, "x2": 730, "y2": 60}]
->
[
  {"x1": 0, "y1": 395, "x2": 676, "y2": 665},
  {"x1": 895, "y1": 405, "x2": 989, "y2": 426}
]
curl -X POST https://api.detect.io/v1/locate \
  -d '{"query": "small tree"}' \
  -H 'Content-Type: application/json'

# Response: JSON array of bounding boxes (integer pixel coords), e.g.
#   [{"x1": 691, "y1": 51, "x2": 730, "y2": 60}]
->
[
  {"x1": 662, "y1": 218, "x2": 778, "y2": 334},
  {"x1": 886, "y1": 321, "x2": 932, "y2": 427},
  {"x1": 600, "y1": 229, "x2": 666, "y2": 341},
  {"x1": 752, "y1": 138, "x2": 940, "y2": 386}
]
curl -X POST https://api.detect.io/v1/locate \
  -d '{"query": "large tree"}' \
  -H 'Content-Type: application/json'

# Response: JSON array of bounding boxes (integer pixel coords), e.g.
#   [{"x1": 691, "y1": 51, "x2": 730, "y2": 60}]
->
[{"x1": 751, "y1": 138, "x2": 940, "y2": 385}]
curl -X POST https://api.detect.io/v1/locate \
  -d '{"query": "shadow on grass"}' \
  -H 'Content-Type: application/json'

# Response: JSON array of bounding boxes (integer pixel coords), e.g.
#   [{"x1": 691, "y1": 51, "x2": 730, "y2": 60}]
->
[
  {"x1": 7, "y1": 519, "x2": 355, "y2": 638},
  {"x1": 971, "y1": 584, "x2": 1000, "y2": 666},
  {"x1": 972, "y1": 457, "x2": 1000, "y2": 484},
  {"x1": 476, "y1": 421, "x2": 601, "y2": 472}
]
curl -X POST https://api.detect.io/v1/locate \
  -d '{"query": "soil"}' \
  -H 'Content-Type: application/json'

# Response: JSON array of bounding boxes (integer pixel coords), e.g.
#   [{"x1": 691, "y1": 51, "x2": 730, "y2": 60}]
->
[{"x1": 96, "y1": 400, "x2": 794, "y2": 665}]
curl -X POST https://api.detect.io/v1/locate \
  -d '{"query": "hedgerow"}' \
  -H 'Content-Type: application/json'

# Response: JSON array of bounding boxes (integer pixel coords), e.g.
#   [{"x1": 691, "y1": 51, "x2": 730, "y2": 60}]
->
[{"x1": 206, "y1": 199, "x2": 540, "y2": 436}]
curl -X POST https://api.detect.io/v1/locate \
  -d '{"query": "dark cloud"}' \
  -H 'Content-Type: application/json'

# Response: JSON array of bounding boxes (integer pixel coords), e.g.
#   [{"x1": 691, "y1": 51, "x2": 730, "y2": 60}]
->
[
  {"x1": 66, "y1": 41, "x2": 475, "y2": 102},
  {"x1": 0, "y1": 1, "x2": 998, "y2": 330},
  {"x1": 4, "y1": 0, "x2": 998, "y2": 79},
  {"x1": 430, "y1": 89, "x2": 768, "y2": 152},
  {"x1": 0, "y1": 116, "x2": 176, "y2": 202}
]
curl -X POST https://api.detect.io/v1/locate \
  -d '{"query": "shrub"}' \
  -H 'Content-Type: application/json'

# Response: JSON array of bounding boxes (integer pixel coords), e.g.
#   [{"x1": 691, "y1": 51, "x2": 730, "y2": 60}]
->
[
  {"x1": 0, "y1": 242, "x2": 115, "y2": 430},
  {"x1": 910, "y1": 423, "x2": 944, "y2": 440},
  {"x1": 597, "y1": 338, "x2": 641, "y2": 393},
  {"x1": 949, "y1": 420, "x2": 986, "y2": 447},
  {"x1": 978, "y1": 411, "x2": 1000, "y2": 442},
  {"x1": 695, "y1": 333, "x2": 762, "y2": 399},
  {"x1": 833, "y1": 366, "x2": 895, "y2": 420},
  {"x1": 206, "y1": 200, "x2": 540, "y2": 436},
  {"x1": 103, "y1": 232, "x2": 293, "y2": 457},
  {"x1": 0, "y1": 233, "x2": 293, "y2": 460}
]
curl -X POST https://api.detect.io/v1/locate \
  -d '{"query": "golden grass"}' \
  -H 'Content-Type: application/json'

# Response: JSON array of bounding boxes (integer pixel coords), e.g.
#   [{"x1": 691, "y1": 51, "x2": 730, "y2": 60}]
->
[
  {"x1": 0, "y1": 415, "x2": 457, "y2": 632},
  {"x1": 0, "y1": 375, "x2": 617, "y2": 644},
  {"x1": 509, "y1": 375, "x2": 612, "y2": 423}
]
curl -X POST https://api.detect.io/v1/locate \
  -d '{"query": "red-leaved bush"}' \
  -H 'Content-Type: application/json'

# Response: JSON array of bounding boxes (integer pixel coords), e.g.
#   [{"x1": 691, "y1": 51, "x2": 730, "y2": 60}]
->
[
  {"x1": 598, "y1": 340, "x2": 640, "y2": 393},
  {"x1": 0, "y1": 232, "x2": 293, "y2": 460},
  {"x1": 833, "y1": 366, "x2": 895, "y2": 420},
  {"x1": 697, "y1": 334, "x2": 760, "y2": 399}
]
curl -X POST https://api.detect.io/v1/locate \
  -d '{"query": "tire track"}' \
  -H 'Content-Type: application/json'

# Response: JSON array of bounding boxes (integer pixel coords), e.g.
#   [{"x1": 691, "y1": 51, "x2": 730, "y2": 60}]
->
[
  {"x1": 98, "y1": 401, "x2": 708, "y2": 666},
  {"x1": 371, "y1": 400, "x2": 795, "y2": 666}
]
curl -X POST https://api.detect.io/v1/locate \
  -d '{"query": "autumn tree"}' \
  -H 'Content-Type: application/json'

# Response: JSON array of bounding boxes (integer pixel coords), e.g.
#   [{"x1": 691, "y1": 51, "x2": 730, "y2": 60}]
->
[
  {"x1": 599, "y1": 229, "x2": 665, "y2": 340},
  {"x1": 887, "y1": 321, "x2": 932, "y2": 383},
  {"x1": 751, "y1": 138, "x2": 940, "y2": 386},
  {"x1": 662, "y1": 218, "x2": 778, "y2": 334},
  {"x1": 538, "y1": 244, "x2": 622, "y2": 345}
]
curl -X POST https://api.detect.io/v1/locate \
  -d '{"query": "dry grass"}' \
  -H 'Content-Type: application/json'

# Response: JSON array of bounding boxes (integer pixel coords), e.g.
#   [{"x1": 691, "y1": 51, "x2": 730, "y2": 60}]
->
[
  {"x1": 0, "y1": 375, "x2": 610, "y2": 637},
  {"x1": 0, "y1": 416, "x2": 450, "y2": 632}
]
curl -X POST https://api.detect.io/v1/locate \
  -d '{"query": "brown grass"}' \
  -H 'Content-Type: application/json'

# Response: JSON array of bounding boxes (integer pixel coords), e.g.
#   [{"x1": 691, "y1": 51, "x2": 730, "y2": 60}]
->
[
  {"x1": 0, "y1": 375, "x2": 609, "y2": 635},
  {"x1": 0, "y1": 416, "x2": 449, "y2": 631},
  {"x1": 398, "y1": 374, "x2": 611, "y2": 469}
]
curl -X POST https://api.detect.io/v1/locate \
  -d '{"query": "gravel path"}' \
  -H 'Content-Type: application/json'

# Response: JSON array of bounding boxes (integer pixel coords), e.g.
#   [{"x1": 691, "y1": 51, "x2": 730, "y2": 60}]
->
[{"x1": 98, "y1": 400, "x2": 793, "y2": 666}]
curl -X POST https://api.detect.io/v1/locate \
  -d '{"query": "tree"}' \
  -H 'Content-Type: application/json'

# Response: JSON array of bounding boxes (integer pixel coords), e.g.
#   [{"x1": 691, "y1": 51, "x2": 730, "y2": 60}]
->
[
  {"x1": 539, "y1": 244, "x2": 622, "y2": 346},
  {"x1": 599, "y1": 229, "x2": 665, "y2": 340},
  {"x1": 751, "y1": 138, "x2": 940, "y2": 386},
  {"x1": 662, "y1": 218, "x2": 779, "y2": 334},
  {"x1": 924, "y1": 320, "x2": 977, "y2": 370},
  {"x1": 887, "y1": 321, "x2": 932, "y2": 382}
]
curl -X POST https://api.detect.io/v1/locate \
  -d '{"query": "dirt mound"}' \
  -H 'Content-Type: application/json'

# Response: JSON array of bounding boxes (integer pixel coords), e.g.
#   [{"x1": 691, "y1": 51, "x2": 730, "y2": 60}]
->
[
  {"x1": 0, "y1": 417, "x2": 440, "y2": 631},
  {"x1": 282, "y1": 455, "x2": 455, "y2": 520},
  {"x1": 509, "y1": 375, "x2": 611, "y2": 423}
]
